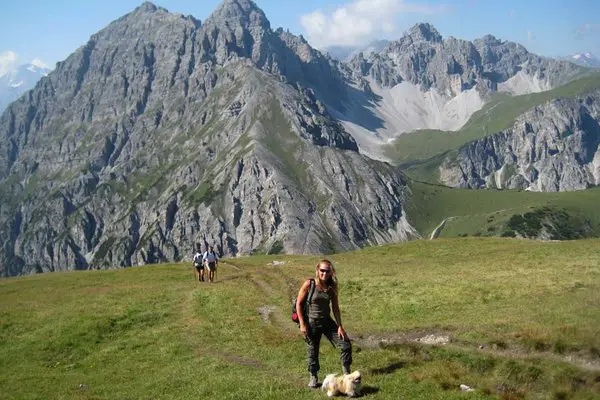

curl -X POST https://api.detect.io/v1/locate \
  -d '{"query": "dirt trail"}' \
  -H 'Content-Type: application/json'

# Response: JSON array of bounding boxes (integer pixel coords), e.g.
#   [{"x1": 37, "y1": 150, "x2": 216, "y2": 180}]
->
[
  {"x1": 182, "y1": 261, "x2": 600, "y2": 376},
  {"x1": 250, "y1": 263, "x2": 600, "y2": 373},
  {"x1": 351, "y1": 332, "x2": 600, "y2": 372},
  {"x1": 176, "y1": 261, "x2": 317, "y2": 388}
]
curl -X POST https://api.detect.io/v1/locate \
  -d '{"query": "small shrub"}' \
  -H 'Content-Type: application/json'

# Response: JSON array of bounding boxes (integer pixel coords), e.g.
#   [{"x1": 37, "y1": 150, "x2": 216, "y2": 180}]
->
[
  {"x1": 553, "y1": 340, "x2": 567, "y2": 354},
  {"x1": 489, "y1": 340, "x2": 508, "y2": 350},
  {"x1": 526, "y1": 339, "x2": 550, "y2": 352},
  {"x1": 267, "y1": 240, "x2": 284, "y2": 255},
  {"x1": 553, "y1": 391, "x2": 568, "y2": 400}
]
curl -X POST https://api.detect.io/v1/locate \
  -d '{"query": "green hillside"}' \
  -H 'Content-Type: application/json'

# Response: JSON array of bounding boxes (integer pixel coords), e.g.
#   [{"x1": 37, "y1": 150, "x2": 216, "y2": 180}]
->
[
  {"x1": 406, "y1": 181, "x2": 600, "y2": 240},
  {"x1": 2, "y1": 238, "x2": 599, "y2": 399},
  {"x1": 384, "y1": 73, "x2": 600, "y2": 182}
]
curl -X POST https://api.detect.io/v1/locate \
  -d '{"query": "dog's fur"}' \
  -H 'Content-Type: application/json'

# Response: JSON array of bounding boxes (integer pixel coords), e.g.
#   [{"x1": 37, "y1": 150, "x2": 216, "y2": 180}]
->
[{"x1": 321, "y1": 371, "x2": 362, "y2": 397}]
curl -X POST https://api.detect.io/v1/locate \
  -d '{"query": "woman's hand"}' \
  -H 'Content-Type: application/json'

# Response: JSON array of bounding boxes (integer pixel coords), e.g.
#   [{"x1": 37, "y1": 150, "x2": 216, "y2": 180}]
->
[
  {"x1": 300, "y1": 322, "x2": 308, "y2": 336},
  {"x1": 338, "y1": 326, "x2": 348, "y2": 341}
]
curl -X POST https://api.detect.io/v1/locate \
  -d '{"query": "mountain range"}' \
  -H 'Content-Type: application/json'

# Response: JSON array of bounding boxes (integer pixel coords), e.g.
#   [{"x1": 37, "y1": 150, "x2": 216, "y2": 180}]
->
[
  {"x1": 566, "y1": 52, "x2": 600, "y2": 68},
  {"x1": 0, "y1": 60, "x2": 51, "y2": 113},
  {"x1": 0, "y1": 0, "x2": 598, "y2": 276},
  {"x1": 324, "y1": 40, "x2": 390, "y2": 62}
]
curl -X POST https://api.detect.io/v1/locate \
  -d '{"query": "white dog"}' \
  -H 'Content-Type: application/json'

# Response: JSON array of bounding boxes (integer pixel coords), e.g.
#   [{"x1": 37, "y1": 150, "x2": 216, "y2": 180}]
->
[{"x1": 321, "y1": 370, "x2": 362, "y2": 397}]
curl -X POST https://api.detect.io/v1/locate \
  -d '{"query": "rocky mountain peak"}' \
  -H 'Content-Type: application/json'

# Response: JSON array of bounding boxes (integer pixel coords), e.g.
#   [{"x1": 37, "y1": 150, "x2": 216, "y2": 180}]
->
[
  {"x1": 136, "y1": 1, "x2": 160, "y2": 13},
  {"x1": 477, "y1": 34, "x2": 501, "y2": 45},
  {"x1": 205, "y1": 0, "x2": 269, "y2": 30},
  {"x1": 406, "y1": 22, "x2": 442, "y2": 43},
  {"x1": 127, "y1": 1, "x2": 173, "y2": 20}
]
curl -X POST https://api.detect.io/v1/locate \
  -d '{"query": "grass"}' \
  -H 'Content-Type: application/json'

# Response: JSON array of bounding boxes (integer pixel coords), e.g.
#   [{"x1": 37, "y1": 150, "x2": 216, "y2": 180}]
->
[
  {"x1": 406, "y1": 181, "x2": 600, "y2": 240},
  {"x1": 384, "y1": 73, "x2": 600, "y2": 177},
  {"x1": 1, "y1": 238, "x2": 599, "y2": 399}
]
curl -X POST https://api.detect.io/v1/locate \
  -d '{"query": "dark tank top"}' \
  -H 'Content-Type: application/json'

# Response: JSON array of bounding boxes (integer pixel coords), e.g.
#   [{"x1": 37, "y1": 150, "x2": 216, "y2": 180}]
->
[{"x1": 308, "y1": 285, "x2": 333, "y2": 321}]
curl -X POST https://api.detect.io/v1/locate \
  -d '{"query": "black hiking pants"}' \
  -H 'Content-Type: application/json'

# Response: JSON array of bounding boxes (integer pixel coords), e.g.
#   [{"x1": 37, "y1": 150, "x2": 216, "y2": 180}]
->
[{"x1": 306, "y1": 317, "x2": 352, "y2": 374}]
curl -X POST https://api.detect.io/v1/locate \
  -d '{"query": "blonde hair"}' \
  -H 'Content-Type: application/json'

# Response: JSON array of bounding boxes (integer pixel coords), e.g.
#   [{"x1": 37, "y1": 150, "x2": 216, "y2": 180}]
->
[{"x1": 314, "y1": 259, "x2": 338, "y2": 293}]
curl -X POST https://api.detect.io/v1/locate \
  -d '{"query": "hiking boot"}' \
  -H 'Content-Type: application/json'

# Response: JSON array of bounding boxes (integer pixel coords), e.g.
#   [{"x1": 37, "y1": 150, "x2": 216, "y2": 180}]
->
[
  {"x1": 308, "y1": 375, "x2": 318, "y2": 388},
  {"x1": 343, "y1": 364, "x2": 351, "y2": 375}
]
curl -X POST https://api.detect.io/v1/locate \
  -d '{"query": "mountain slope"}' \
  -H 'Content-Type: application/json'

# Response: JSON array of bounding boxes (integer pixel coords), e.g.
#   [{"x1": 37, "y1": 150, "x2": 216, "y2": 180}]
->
[
  {"x1": 386, "y1": 73, "x2": 600, "y2": 168},
  {"x1": 438, "y1": 88, "x2": 600, "y2": 191},
  {"x1": 334, "y1": 24, "x2": 585, "y2": 158},
  {"x1": 0, "y1": 1, "x2": 417, "y2": 276}
]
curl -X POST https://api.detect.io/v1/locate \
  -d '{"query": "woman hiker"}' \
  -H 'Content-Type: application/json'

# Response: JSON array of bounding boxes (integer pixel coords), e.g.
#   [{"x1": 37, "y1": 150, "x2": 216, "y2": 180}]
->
[{"x1": 295, "y1": 259, "x2": 352, "y2": 388}]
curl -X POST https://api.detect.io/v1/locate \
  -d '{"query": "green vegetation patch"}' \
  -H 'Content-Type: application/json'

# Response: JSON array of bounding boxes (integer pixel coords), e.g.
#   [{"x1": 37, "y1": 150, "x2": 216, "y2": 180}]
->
[
  {"x1": 183, "y1": 180, "x2": 219, "y2": 207},
  {"x1": 260, "y1": 99, "x2": 310, "y2": 188},
  {"x1": 405, "y1": 181, "x2": 600, "y2": 239},
  {"x1": 504, "y1": 206, "x2": 593, "y2": 239}
]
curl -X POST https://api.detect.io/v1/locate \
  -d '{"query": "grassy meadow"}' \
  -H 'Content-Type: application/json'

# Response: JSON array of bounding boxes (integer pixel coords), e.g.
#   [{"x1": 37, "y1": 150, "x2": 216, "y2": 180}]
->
[{"x1": 1, "y1": 238, "x2": 600, "y2": 399}]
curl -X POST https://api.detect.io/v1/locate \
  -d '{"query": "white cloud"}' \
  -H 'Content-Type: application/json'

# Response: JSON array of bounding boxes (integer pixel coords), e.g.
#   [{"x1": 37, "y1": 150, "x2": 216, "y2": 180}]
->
[
  {"x1": 31, "y1": 59, "x2": 50, "y2": 70},
  {"x1": 300, "y1": 0, "x2": 448, "y2": 49},
  {"x1": 0, "y1": 50, "x2": 19, "y2": 77},
  {"x1": 527, "y1": 30, "x2": 535, "y2": 41}
]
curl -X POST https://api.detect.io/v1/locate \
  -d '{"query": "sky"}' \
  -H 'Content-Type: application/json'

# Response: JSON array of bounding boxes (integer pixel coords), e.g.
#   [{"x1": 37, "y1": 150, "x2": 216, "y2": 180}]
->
[{"x1": 0, "y1": 0, "x2": 599, "y2": 74}]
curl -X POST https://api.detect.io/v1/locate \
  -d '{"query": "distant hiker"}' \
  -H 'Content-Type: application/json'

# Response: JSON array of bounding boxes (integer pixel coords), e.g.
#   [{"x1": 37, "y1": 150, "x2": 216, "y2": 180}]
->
[
  {"x1": 193, "y1": 250, "x2": 204, "y2": 282},
  {"x1": 203, "y1": 245, "x2": 219, "y2": 283},
  {"x1": 296, "y1": 260, "x2": 352, "y2": 389}
]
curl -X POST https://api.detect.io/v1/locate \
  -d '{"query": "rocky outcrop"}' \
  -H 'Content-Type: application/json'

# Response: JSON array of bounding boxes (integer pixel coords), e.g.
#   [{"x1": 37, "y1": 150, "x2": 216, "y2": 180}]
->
[
  {"x1": 439, "y1": 90, "x2": 600, "y2": 191},
  {"x1": 347, "y1": 23, "x2": 584, "y2": 97},
  {"x1": 0, "y1": 1, "x2": 418, "y2": 276}
]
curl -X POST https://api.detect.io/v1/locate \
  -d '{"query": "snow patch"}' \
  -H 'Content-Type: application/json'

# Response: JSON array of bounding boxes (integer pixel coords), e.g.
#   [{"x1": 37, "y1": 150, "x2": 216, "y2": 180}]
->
[
  {"x1": 368, "y1": 79, "x2": 484, "y2": 134},
  {"x1": 30, "y1": 58, "x2": 50, "y2": 70},
  {"x1": 498, "y1": 71, "x2": 551, "y2": 95},
  {"x1": 331, "y1": 79, "x2": 485, "y2": 160}
]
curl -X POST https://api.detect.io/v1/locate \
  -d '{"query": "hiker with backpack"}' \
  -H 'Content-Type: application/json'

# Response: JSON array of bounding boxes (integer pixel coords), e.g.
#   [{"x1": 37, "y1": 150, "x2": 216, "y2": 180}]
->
[
  {"x1": 203, "y1": 245, "x2": 219, "y2": 283},
  {"x1": 295, "y1": 259, "x2": 352, "y2": 389},
  {"x1": 193, "y1": 250, "x2": 204, "y2": 282}
]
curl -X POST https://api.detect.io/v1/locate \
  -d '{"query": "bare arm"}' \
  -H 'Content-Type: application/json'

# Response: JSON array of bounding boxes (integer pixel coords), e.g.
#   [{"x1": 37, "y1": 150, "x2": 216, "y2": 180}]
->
[
  {"x1": 296, "y1": 280, "x2": 311, "y2": 335},
  {"x1": 331, "y1": 290, "x2": 343, "y2": 328},
  {"x1": 331, "y1": 290, "x2": 348, "y2": 340}
]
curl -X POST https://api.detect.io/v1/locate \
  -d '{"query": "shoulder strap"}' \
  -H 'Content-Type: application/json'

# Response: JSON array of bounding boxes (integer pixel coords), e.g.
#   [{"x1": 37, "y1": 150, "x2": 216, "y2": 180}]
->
[{"x1": 307, "y1": 279, "x2": 315, "y2": 303}]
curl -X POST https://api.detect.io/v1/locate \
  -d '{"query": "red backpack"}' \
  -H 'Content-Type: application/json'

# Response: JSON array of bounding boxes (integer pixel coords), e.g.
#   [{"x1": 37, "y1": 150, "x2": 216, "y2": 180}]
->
[{"x1": 291, "y1": 279, "x2": 315, "y2": 324}]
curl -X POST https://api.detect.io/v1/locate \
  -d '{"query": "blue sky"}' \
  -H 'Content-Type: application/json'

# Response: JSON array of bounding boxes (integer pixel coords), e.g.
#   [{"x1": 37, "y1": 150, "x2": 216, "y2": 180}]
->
[{"x1": 0, "y1": 0, "x2": 598, "y2": 73}]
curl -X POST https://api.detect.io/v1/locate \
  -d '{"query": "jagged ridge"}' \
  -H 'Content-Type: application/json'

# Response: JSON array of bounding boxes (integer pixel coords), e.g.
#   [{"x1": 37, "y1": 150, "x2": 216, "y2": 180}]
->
[{"x1": 0, "y1": 1, "x2": 417, "y2": 276}]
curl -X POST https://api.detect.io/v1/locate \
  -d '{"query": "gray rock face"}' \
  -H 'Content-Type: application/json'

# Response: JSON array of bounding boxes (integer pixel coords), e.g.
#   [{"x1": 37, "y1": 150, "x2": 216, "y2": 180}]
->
[
  {"x1": 0, "y1": 1, "x2": 418, "y2": 276},
  {"x1": 347, "y1": 23, "x2": 583, "y2": 96},
  {"x1": 439, "y1": 90, "x2": 600, "y2": 191}
]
